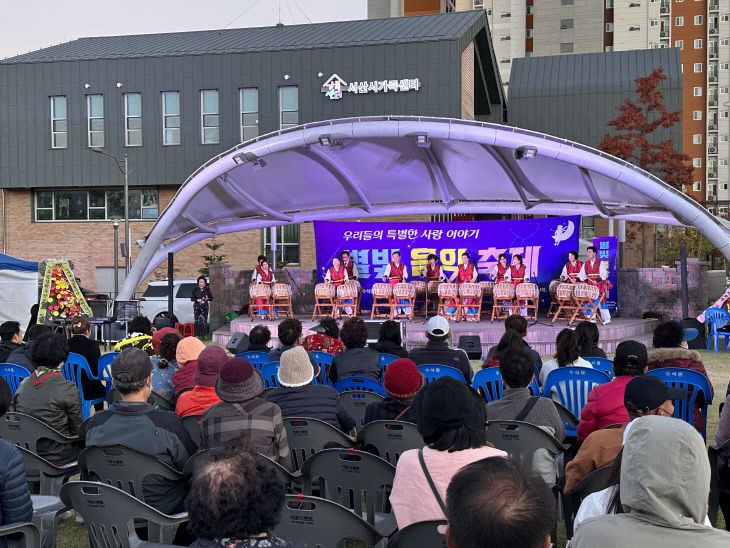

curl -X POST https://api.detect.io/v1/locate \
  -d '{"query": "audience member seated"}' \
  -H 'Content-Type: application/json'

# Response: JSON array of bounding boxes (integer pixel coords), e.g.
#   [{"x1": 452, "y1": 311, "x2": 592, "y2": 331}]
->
[
  {"x1": 576, "y1": 322, "x2": 607, "y2": 358},
  {"x1": 113, "y1": 316, "x2": 155, "y2": 355},
  {"x1": 0, "y1": 377, "x2": 33, "y2": 543},
  {"x1": 409, "y1": 316, "x2": 472, "y2": 382},
  {"x1": 201, "y1": 358, "x2": 293, "y2": 471},
  {"x1": 483, "y1": 315, "x2": 542, "y2": 376},
  {"x1": 368, "y1": 320, "x2": 409, "y2": 359},
  {"x1": 247, "y1": 325, "x2": 272, "y2": 352},
  {"x1": 486, "y1": 349, "x2": 566, "y2": 442},
  {"x1": 265, "y1": 346, "x2": 354, "y2": 431},
  {"x1": 577, "y1": 340, "x2": 648, "y2": 441},
  {"x1": 565, "y1": 374, "x2": 681, "y2": 494},
  {"x1": 716, "y1": 383, "x2": 730, "y2": 525},
  {"x1": 85, "y1": 348, "x2": 196, "y2": 514},
  {"x1": 175, "y1": 346, "x2": 226, "y2": 418},
  {"x1": 0, "y1": 321, "x2": 24, "y2": 364},
  {"x1": 539, "y1": 328, "x2": 593, "y2": 386},
  {"x1": 571, "y1": 415, "x2": 730, "y2": 547},
  {"x1": 267, "y1": 319, "x2": 318, "y2": 371},
  {"x1": 186, "y1": 447, "x2": 305, "y2": 548},
  {"x1": 329, "y1": 317, "x2": 381, "y2": 383},
  {"x1": 390, "y1": 377, "x2": 507, "y2": 528},
  {"x1": 15, "y1": 334, "x2": 82, "y2": 464},
  {"x1": 364, "y1": 358, "x2": 422, "y2": 424},
  {"x1": 647, "y1": 320, "x2": 713, "y2": 433},
  {"x1": 446, "y1": 456, "x2": 556, "y2": 548},
  {"x1": 7, "y1": 324, "x2": 51, "y2": 372},
  {"x1": 302, "y1": 316, "x2": 345, "y2": 356},
  {"x1": 151, "y1": 331, "x2": 182, "y2": 405},
  {"x1": 68, "y1": 316, "x2": 105, "y2": 411},
  {"x1": 171, "y1": 336, "x2": 206, "y2": 393},
  {"x1": 482, "y1": 330, "x2": 526, "y2": 369},
  {"x1": 150, "y1": 327, "x2": 178, "y2": 357}
]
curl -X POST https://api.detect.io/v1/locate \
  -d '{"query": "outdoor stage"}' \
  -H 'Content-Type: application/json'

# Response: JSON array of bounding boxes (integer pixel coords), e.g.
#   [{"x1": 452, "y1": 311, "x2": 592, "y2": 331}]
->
[{"x1": 213, "y1": 315, "x2": 658, "y2": 358}]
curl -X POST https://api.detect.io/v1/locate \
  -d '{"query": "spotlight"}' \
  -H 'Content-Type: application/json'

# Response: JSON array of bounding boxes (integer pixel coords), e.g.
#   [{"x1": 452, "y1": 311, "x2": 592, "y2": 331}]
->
[
  {"x1": 514, "y1": 146, "x2": 538, "y2": 160},
  {"x1": 284, "y1": 74, "x2": 290, "y2": 80},
  {"x1": 251, "y1": 158, "x2": 266, "y2": 171},
  {"x1": 318, "y1": 135, "x2": 333, "y2": 147},
  {"x1": 116, "y1": 82, "x2": 123, "y2": 88},
  {"x1": 135, "y1": 238, "x2": 146, "y2": 248},
  {"x1": 414, "y1": 133, "x2": 430, "y2": 148},
  {"x1": 232, "y1": 153, "x2": 247, "y2": 165},
  {"x1": 317, "y1": 72, "x2": 324, "y2": 77},
  {"x1": 84, "y1": 83, "x2": 90, "y2": 89}
]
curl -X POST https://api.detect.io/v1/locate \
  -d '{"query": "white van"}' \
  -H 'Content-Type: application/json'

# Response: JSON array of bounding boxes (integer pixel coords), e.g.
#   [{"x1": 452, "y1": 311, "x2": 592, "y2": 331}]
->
[{"x1": 138, "y1": 278, "x2": 199, "y2": 324}]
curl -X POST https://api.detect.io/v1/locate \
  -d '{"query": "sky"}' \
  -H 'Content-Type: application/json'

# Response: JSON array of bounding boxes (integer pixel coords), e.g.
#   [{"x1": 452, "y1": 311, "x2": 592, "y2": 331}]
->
[{"x1": 0, "y1": 0, "x2": 367, "y2": 59}]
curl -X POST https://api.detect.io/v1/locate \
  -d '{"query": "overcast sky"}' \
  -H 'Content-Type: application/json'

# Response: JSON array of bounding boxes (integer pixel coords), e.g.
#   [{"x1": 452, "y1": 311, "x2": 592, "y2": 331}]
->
[{"x1": 0, "y1": 0, "x2": 367, "y2": 59}]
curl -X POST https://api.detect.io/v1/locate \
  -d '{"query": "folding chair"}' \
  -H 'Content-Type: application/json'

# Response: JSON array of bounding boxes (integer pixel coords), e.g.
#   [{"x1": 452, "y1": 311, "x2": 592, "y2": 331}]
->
[
  {"x1": 583, "y1": 357, "x2": 614, "y2": 379},
  {"x1": 387, "y1": 519, "x2": 447, "y2": 548},
  {"x1": 60, "y1": 481, "x2": 186, "y2": 548},
  {"x1": 180, "y1": 415, "x2": 202, "y2": 448},
  {"x1": 63, "y1": 352, "x2": 107, "y2": 419},
  {"x1": 417, "y1": 365, "x2": 466, "y2": 384},
  {"x1": 0, "y1": 522, "x2": 40, "y2": 548},
  {"x1": 259, "y1": 362, "x2": 280, "y2": 389},
  {"x1": 705, "y1": 307, "x2": 730, "y2": 353},
  {"x1": 148, "y1": 391, "x2": 173, "y2": 411},
  {"x1": 300, "y1": 448, "x2": 397, "y2": 536},
  {"x1": 356, "y1": 421, "x2": 423, "y2": 466},
  {"x1": 379, "y1": 353, "x2": 399, "y2": 371},
  {"x1": 334, "y1": 376, "x2": 388, "y2": 397},
  {"x1": 235, "y1": 351, "x2": 269, "y2": 370},
  {"x1": 339, "y1": 391, "x2": 385, "y2": 432},
  {"x1": 310, "y1": 351, "x2": 334, "y2": 385},
  {"x1": 282, "y1": 417, "x2": 355, "y2": 471},
  {"x1": 0, "y1": 363, "x2": 30, "y2": 394},
  {"x1": 646, "y1": 367, "x2": 714, "y2": 439},
  {"x1": 472, "y1": 368, "x2": 539, "y2": 402},
  {"x1": 0, "y1": 412, "x2": 82, "y2": 461},
  {"x1": 542, "y1": 367, "x2": 611, "y2": 437},
  {"x1": 98, "y1": 351, "x2": 118, "y2": 396}
]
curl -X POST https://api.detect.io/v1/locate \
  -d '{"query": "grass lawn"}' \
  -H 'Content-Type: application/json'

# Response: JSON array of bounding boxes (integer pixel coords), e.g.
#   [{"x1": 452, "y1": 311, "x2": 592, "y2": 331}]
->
[{"x1": 56, "y1": 348, "x2": 730, "y2": 548}]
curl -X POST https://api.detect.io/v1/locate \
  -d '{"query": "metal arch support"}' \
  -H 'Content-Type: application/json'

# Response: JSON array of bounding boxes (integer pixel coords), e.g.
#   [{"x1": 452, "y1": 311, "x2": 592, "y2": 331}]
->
[
  {"x1": 481, "y1": 145, "x2": 533, "y2": 210},
  {"x1": 296, "y1": 147, "x2": 372, "y2": 213},
  {"x1": 218, "y1": 175, "x2": 293, "y2": 222},
  {"x1": 579, "y1": 167, "x2": 616, "y2": 218},
  {"x1": 182, "y1": 213, "x2": 218, "y2": 234},
  {"x1": 421, "y1": 147, "x2": 453, "y2": 207}
]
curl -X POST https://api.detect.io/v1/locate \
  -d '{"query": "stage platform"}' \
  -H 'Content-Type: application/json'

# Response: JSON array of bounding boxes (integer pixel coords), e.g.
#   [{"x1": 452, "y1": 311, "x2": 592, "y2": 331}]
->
[{"x1": 213, "y1": 315, "x2": 658, "y2": 358}]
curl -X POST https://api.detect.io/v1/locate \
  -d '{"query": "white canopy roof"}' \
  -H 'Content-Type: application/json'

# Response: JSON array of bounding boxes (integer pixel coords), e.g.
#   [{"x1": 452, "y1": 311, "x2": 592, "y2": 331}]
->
[{"x1": 118, "y1": 116, "x2": 730, "y2": 299}]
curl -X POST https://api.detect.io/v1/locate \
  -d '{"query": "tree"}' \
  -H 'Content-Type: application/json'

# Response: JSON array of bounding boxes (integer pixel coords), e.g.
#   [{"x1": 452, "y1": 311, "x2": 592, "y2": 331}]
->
[
  {"x1": 598, "y1": 68, "x2": 693, "y2": 267},
  {"x1": 199, "y1": 237, "x2": 226, "y2": 277}
]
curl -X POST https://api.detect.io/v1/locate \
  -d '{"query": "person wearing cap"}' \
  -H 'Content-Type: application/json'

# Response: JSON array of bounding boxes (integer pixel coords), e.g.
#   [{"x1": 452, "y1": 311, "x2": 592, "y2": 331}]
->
[
  {"x1": 302, "y1": 317, "x2": 345, "y2": 356},
  {"x1": 265, "y1": 347, "x2": 354, "y2": 431},
  {"x1": 565, "y1": 374, "x2": 683, "y2": 494},
  {"x1": 577, "y1": 340, "x2": 649, "y2": 441},
  {"x1": 363, "y1": 358, "x2": 422, "y2": 424},
  {"x1": 201, "y1": 358, "x2": 293, "y2": 471},
  {"x1": 175, "y1": 346, "x2": 227, "y2": 418},
  {"x1": 409, "y1": 316, "x2": 472, "y2": 382},
  {"x1": 646, "y1": 320, "x2": 713, "y2": 433},
  {"x1": 572, "y1": 415, "x2": 730, "y2": 547},
  {"x1": 68, "y1": 315, "x2": 105, "y2": 411},
  {"x1": 389, "y1": 377, "x2": 507, "y2": 529},
  {"x1": 171, "y1": 336, "x2": 206, "y2": 393},
  {"x1": 329, "y1": 317, "x2": 381, "y2": 383},
  {"x1": 85, "y1": 347, "x2": 196, "y2": 514}
]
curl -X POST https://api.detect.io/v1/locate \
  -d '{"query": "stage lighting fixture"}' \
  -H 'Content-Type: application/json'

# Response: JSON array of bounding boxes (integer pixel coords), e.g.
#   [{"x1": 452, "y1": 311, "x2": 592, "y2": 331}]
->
[
  {"x1": 251, "y1": 158, "x2": 267, "y2": 171},
  {"x1": 514, "y1": 146, "x2": 538, "y2": 160},
  {"x1": 415, "y1": 133, "x2": 430, "y2": 148},
  {"x1": 232, "y1": 153, "x2": 247, "y2": 165},
  {"x1": 318, "y1": 134, "x2": 333, "y2": 147}
]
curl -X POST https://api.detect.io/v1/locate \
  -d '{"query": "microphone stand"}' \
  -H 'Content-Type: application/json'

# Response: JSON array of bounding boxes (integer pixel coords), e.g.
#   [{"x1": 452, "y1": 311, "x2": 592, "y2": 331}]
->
[{"x1": 282, "y1": 266, "x2": 303, "y2": 296}]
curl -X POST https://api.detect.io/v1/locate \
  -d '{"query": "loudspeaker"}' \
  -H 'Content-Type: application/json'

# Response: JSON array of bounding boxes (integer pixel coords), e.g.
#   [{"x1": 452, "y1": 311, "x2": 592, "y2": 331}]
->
[
  {"x1": 458, "y1": 335, "x2": 482, "y2": 360},
  {"x1": 226, "y1": 332, "x2": 249, "y2": 354}
]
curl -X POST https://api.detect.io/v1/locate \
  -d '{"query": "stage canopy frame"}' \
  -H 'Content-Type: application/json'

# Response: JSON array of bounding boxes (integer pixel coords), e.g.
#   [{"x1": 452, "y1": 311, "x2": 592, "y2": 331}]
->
[{"x1": 117, "y1": 116, "x2": 730, "y2": 300}]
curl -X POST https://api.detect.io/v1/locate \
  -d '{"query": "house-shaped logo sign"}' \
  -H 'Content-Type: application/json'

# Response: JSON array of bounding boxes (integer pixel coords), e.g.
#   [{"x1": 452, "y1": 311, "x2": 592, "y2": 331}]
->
[{"x1": 321, "y1": 74, "x2": 347, "y2": 100}]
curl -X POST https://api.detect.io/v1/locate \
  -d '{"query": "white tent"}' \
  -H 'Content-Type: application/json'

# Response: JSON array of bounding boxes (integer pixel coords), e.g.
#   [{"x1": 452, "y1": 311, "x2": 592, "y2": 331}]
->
[{"x1": 0, "y1": 253, "x2": 38, "y2": 329}]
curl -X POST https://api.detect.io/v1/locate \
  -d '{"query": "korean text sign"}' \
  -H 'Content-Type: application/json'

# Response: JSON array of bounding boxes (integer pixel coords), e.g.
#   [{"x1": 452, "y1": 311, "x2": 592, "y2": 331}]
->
[{"x1": 593, "y1": 236, "x2": 618, "y2": 311}]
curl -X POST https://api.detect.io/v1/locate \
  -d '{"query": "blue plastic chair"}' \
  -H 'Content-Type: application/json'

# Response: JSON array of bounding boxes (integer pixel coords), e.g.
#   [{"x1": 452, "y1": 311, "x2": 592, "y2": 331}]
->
[
  {"x1": 583, "y1": 357, "x2": 614, "y2": 379},
  {"x1": 472, "y1": 367, "x2": 540, "y2": 402},
  {"x1": 236, "y1": 351, "x2": 270, "y2": 370},
  {"x1": 334, "y1": 376, "x2": 388, "y2": 398},
  {"x1": 379, "y1": 353, "x2": 399, "y2": 368},
  {"x1": 542, "y1": 367, "x2": 611, "y2": 437},
  {"x1": 418, "y1": 365, "x2": 467, "y2": 384},
  {"x1": 63, "y1": 353, "x2": 106, "y2": 419},
  {"x1": 0, "y1": 363, "x2": 30, "y2": 394},
  {"x1": 259, "y1": 362, "x2": 280, "y2": 389},
  {"x1": 646, "y1": 367, "x2": 714, "y2": 439},
  {"x1": 705, "y1": 307, "x2": 730, "y2": 353},
  {"x1": 98, "y1": 352, "x2": 118, "y2": 396},
  {"x1": 310, "y1": 351, "x2": 335, "y2": 385}
]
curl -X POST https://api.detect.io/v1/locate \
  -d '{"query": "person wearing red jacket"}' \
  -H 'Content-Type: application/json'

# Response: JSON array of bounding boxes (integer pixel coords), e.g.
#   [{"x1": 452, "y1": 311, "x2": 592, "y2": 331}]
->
[
  {"x1": 175, "y1": 345, "x2": 227, "y2": 418},
  {"x1": 577, "y1": 340, "x2": 648, "y2": 441}
]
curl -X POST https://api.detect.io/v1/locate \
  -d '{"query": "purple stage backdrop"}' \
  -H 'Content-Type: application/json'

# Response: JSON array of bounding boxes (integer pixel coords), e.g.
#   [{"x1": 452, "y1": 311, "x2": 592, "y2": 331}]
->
[
  {"x1": 314, "y1": 216, "x2": 581, "y2": 310},
  {"x1": 593, "y1": 236, "x2": 618, "y2": 311}
]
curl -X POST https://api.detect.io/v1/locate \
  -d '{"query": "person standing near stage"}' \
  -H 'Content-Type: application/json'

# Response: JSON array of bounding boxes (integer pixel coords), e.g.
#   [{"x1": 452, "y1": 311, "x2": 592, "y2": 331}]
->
[
  {"x1": 420, "y1": 254, "x2": 445, "y2": 282},
  {"x1": 578, "y1": 246, "x2": 612, "y2": 324},
  {"x1": 250, "y1": 255, "x2": 267, "y2": 283},
  {"x1": 381, "y1": 251, "x2": 408, "y2": 285},
  {"x1": 191, "y1": 276, "x2": 213, "y2": 338},
  {"x1": 560, "y1": 251, "x2": 583, "y2": 283},
  {"x1": 341, "y1": 251, "x2": 359, "y2": 281},
  {"x1": 324, "y1": 257, "x2": 348, "y2": 286},
  {"x1": 491, "y1": 253, "x2": 511, "y2": 282}
]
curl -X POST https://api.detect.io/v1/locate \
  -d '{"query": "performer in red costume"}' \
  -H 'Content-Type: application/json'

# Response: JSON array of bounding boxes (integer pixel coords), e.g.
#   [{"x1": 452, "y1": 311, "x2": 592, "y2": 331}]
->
[
  {"x1": 341, "y1": 251, "x2": 359, "y2": 281},
  {"x1": 578, "y1": 246, "x2": 612, "y2": 324},
  {"x1": 382, "y1": 251, "x2": 409, "y2": 315},
  {"x1": 560, "y1": 251, "x2": 583, "y2": 283},
  {"x1": 324, "y1": 257, "x2": 348, "y2": 286},
  {"x1": 420, "y1": 254, "x2": 445, "y2": 282},
  {"x1": 252, "y1": 258, "x2": 275, "y2": 316},
  {"x1": 510, "y1": 254, "x2": 528, "y2": 316},
  {"x1": 491, "y1": 253, "x2": 511, "y2": 282},
  {"x1": 448, "y1": 252, "x2": 478, "y2": 318},
  {"x1": 250, "y1": 254, "x2": 267, "y2": 283}
]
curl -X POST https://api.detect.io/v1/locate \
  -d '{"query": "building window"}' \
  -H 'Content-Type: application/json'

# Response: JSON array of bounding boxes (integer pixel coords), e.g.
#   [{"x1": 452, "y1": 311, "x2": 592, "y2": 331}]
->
[
  {"x1": 123, "y1": 93, "x2": 142, "y2": 147},
  {"x1": 693, "y1": 158, "x2": 702, "y2": 167},
  {"x1": 561, "y1": 19, "x2": 574, "y2": 29},
  {"x1": 722, "y1": 63, "x2": 730, "y2": 70},
  {"x1": 34, "y1": 188, "x2": 159, "y2": 222},
  {"x1": 693, "y1": 134, "x2": 703, "y2": 144},
  {"x1": 694, "y1": 15, "x2": 703, "y2": 24},
  {"x1": 723, "y1": 39, "x2": 730, "y2": 46},
  {"x1": 693, "y1": 110, "x2": 703, "y2": 120},
  {"x1": 86, "y1": 95, "x2": 104, "y2": 148},
  {"x1": 721, "y1": 86, "x2": 729, "y2": 94},
  {"x1": 721, "y1": 158, "x2": 728, "y2": 166},
  {"x1": 605, "y1": 45, "x2": 614, "y2": 52},
  {"x1": 561, "y1": 0, "x2": 574, "y2": 4},
  {"x1": 675, "y1": 16, "x2": 684, "y2": 26},
  {"x1": 694, "y1": 38, "x2": 703, "y2": 48},
  {"x1": 262, "y1": 225, "x2": 300, "y2": 265},
  {"x1": 693, "y1": 182, "x2": 701, "y2": 191},
  {"x1": 722, "y1": 110, "x2": 729, "y2": 118},
  {"x1": 560, "y1": 42, "x2": 574, "y2": 53},
  {"x1": 606, "y1": 22, "x2": 614, "y2": 32},
  {"x1": 650, "y1": 19, "x2": 658, "y2": 26},
  {"x1": 694, "y1": 86, "x2": 703, "y2": 96},
  {"x1": 526, "y1": 6, "x2": 533, "y2": 14},
  {"x1": 526, "y1": 29, "x2": 534, "y2": 37},
  {"x1": 50, "y1": 96, "x2": 68, "y2": 149},
  {"x1": 694, "y1": 62, "x2": 703, "y2": 72},
  {"x1": 279, "y1": 86, "x2": 299, "y2": 129},
  {"x1": 580, "y1": 216, "x2": 595, "y2": 240},
  {"x1": 162, "y1": 91, "x2": 181, "y2": 145},
  {"x1": 240, "y1": 88, "x2": 259, "y2": 142},
  {"x1": 472, "y1": 0, "x2": 484, "y2": 8},
  {"x1": 606, "y1": 0, "x2": 613, "y2": 7},
  {"x1": 721, "y1": 134, "x2": 729, "y2": 142},
  {"x1": 200, "y1": 90, "x2": 220, "y2": 144},
  {"x1": 675, "y1": 40, "x2": 683, "y2": 49}
]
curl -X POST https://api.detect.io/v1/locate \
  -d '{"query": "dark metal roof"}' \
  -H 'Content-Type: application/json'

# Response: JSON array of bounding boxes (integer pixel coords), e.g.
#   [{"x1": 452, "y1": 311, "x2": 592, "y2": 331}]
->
[{"x1": 1, "y1": 11, "x2": 484, "y2": 64}]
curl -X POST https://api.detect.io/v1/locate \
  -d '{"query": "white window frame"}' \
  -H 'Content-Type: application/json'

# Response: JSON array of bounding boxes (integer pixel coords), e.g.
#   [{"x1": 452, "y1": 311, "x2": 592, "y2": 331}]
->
[
  {"x1": 200, "y1": 89, "x2": 220, "y2": 145},
  {"x1": 239, "y1": 88, "x2": 259, "y2": 142},
  {"x1": 606, "y1": 22, "x2": 614, "y2": 32},
  {"x1": 50, "y1": 96, "x2": 68, "y2": 149},
  {"x1": 693, "y1": 110, "x2": 703, "y2": 120},
  {"x1": 692, "y1": 182, "x2": 701, "y2": 192},
  {"x1": 694, "y1": 38, "x2": 703, "y2": 48},
  {"x1": 694, "y1": 14, "x2": 703, "y2": 24},
  {"x1": 693, "y1": 157, "x2": 702, "y2": 167},
  {"x1": 675, "y1": 16, "x2": 684, "y2": 26},
  {"x1": 279, "y1": 86, "x2": 299, "y2": 130},
  {"x1": 86, "y1": 94, "x2": 104, "y2": 148},
  {"x1": 694, "y1": 86, "x2": 703, "y2": 96},
  {"x1": 675, "y1": 40, "x2": 684, "y2": 49},
  {"x1": 33, "y1": 188, "x2": 160, "y2": 222},
  {"x1": 162, "y1": 91, "x2": 181, "y2": 146},
  {"x1": 124, "y1": 93, "x2": 142, "y2": 147},
  {"x1": 693, "y1": 134, "x2": 703, "y2": 144},
  {"x1": 694, "y1": 62, "x2": 703, "y2": 72}
]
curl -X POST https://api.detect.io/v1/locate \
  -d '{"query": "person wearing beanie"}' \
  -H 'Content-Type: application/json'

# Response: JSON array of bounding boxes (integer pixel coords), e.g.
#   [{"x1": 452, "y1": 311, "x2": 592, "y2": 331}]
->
[
  {"x1": 172, "y1": 336, "x2": 206, "y2": 393},
  {"x1": 68, "y1": 315, "x2": 105, "y2": 411},
  {"x1": 201, "y1": 358, "x2": 293, "y2": 471},
  {"x1": 85, "y1": 347, "x2": 196, "y2": 515},
  {"x1": 265, "y1": 347, "x2": 354, "y2": 431},
  {"x1": 390, "y1": 377, "x2": 507, "y2": 529},
  {"x1": 175, "y1": 346, "x2": 227, "y2": 418},
  {"x1": 363, "y1": 358, "x2": 422, "y2": 424}
]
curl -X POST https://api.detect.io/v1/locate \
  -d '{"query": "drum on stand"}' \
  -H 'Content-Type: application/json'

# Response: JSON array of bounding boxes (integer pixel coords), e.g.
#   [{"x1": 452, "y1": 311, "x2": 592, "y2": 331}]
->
[
  {"x1": 515, "y1": 282, "x2": 539, "y2": 320},
  {"x1": 459, "y1": 282, "x2": 483, "y2": 322},
  {"x1": 490, "y1": 282, "x2": 516, "y2": 322},
  {"x1": 336, "y1": 283, "x2": 359, "y2": 318},
  {"x1": 249, "y1": 284, "x2": 272, "y2": 320},
  {"x1": 312, "y1": 283, "x2": 336, "y2": 320},
  {"x1": 370, "y1": 283, "x2": 394, "y2": 320},
  {"x1": 547, "y1": 279, "x2": 562, "y2": 318},
  {"x1": 552, "y1": 282, "x2": 576, "y2": 323},
  {"x1": 437, "y1": 283, "x2": 460, "y2": 320}
]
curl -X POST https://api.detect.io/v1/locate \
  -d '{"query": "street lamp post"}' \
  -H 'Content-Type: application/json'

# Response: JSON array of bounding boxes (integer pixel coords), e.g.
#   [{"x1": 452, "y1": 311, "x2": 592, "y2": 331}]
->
[
  {"x1": 91, "y1": 148, "x2": 131, "y2": 273},
  {"x1": 112, "y1": 220, "x2": 119, "y2": 297}
]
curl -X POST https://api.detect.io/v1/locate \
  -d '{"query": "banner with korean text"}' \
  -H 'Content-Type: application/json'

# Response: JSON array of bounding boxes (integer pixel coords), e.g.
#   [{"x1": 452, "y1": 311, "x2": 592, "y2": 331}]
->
[
  {"x1": 593, "y1": 236, "x2": 618, "y2": 312},
  {"x1": 314, "y1": 216, "x2": 581, "y2": 310}
]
